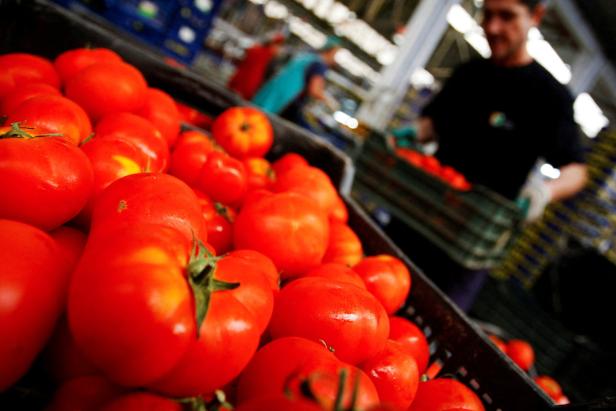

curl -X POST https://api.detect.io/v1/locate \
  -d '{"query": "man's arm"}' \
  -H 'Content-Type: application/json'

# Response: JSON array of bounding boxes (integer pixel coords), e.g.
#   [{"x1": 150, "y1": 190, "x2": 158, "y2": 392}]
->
[
  {"x1": 546, "y1": 162, "x2": 588, "y2": 202},
  {"x1": 307, "y1": 75, "x2": 326, "y2": 101}
]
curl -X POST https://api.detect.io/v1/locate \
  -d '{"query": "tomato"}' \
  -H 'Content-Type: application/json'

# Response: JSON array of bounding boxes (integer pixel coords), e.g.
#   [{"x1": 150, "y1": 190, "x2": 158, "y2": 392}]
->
[
  {"x1": 90, "y1": 173, "x2": 206, "y2": 243},
  {"x1": 95, "y1": 112, "x2": 170, "y2": 173},
  {"x1": 439, "y1": 166, "x2": 458, "y2": 182},
  {"x1": 195, "y1": 191, "x2": 235, "y2": 254},
  {"x1": 78, "y1": 137, "x2": 148, "y2": 225},
  {"x1": 354, "y1": 255, "x2": 411, "y2": 315},
  {"x1": 176, "y1": 101, "x2": 213, "y2": 129},
  {"x1": 244, "y1": 157, "x2": 275, "y2": 191},
  {"x1": 361, "y1": 340, "x2": 419, "y2": 410},
  {"x1": 0, "y1": 82, "x2": 60, "y2": 115},
  {"x1": 273, "y1": 165, "x2": 338, "y2": 216},
  {"x1": 505, "y1": 339, "x2": 535, "y2": 372},
  {"x1": 49, "y1": 226, "x2": 87, "y2": 291},
  {"x1": 323, "y1": 222, "x2": 363, "y2": 267},
  {"x1": 303, "y1": 263, "x2": 366, "y2": 289},
  {"x1": 54, "y1": 47, "x2": 123, "y2": 83},
  {"x1": 0, "y1": 53, "x2": 60, "y2": 97},
  {"x1": 488, "y1": 335, "x2": 507, "y2": 353},
  {"x1": 98, "y1": 393, "x2": 181, "y2": 411},
  {"x1": 0, "y1": 220, "x2": 69, "y2": 391},
  {"x1": 388, "y1": 316, "x2": 430, "y2": 373},
  {"x1": 169, "y1": 130, "x2": 216, "y2": 186},
  {"x1": 555, "y1": 395, "x2": 570, "y2": 405},
  {"x1": 0, "y1": 126, "x2": 93, "y2": 230},
  {"x1": 269, "y1": 277, "x2": 390, "y2": 365},
  {"x1": 403, "y1": 150, "x2": 424, "y2": 168},
  {"x1": 135, "y1": 88, "x2": 180, "y2": 147},
  {"x1": 330, "y1": 194, "x2": 349, "y2": 224},
  {"x1": 272, "y1": 152, "x2": 309, "y2": 177},
  {"x1": 228, "y1": 249, "x2": 279, "y2": 292},
  {"x1": 45, "y1": 316, "x2": 99, "y2": 382},
  {"x1": 235, "y1": 396, "x2": 323, "y2": 411},
  {"x1": 533, "y1": 375, "x2": 563, "y2": 401},
  {"x1": 234, "y1": 192, "x2": 329, "y2": 278},
  {"x1": 450, "y1": 174, "x2": 472, "y2": 191},
  {"x1": 421, "y1": 156, "x2": 441, "y2": 175},
  {"x1": 212, "y1": 106, "x2": 273, "y2": 159},
  {"x1": 408, "y1": 378, "x2": 485, "y2": 411},
  {"x1": 46, "y1": 376, "x2": 124, "y2": 411},
  {"x1": 236, "y1": 337, "x2": 378, "y2": 410},
  {"x1": 65, "y1": 62, "x2": 147, "y2": 121},
  {"x1": 195, "y1": 151, "x2": 247, "y2": 206},
  {"x1": 7, "y1": 94, "x2": 92, "y2": 145}
]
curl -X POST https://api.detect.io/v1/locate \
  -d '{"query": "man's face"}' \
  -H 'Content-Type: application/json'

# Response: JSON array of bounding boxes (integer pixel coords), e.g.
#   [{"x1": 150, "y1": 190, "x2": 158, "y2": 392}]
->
[{"x1": 481, "y1": 0, "x2": 541, "y2": 64}]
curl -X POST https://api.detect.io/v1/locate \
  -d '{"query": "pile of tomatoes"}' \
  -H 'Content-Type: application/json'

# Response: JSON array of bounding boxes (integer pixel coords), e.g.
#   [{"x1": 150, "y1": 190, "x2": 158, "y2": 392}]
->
[
  {"x1": 394, "y1": 148, "x2": 471, "y2": 191},
  {"x1": 0, "y1": 49, "x2": 485, "y2": 411}
]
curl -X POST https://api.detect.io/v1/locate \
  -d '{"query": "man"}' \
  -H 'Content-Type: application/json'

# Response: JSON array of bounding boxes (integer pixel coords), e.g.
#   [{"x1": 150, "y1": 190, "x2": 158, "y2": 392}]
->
[{"x1": 411, "y1": 0, "x2": 587, "y2": 310}]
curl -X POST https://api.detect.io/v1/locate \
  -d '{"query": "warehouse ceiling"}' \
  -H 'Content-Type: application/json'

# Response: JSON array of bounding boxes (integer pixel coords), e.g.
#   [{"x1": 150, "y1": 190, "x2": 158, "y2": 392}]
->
[{"x1": 574, "y1": 0, "x2": 616, "y2": 67}]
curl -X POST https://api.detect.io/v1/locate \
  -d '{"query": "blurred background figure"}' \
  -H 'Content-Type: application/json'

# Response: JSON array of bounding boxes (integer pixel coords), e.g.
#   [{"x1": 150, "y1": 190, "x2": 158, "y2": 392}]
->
[{"x1": 227, "y1": 32, "x2": 285, "y2": 100}]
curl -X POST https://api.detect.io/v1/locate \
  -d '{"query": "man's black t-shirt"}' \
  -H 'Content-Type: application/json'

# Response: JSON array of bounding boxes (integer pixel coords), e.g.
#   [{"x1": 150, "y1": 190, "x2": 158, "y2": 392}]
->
[{"x1": 422, "y1": 59, "x2": 584, "y2": 200}]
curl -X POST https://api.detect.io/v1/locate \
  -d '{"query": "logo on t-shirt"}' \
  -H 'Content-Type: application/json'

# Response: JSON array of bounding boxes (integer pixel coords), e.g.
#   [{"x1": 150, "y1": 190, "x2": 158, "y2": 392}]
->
[{"x1": 489, "y1": 112, "x2": 514, "y2": 130}]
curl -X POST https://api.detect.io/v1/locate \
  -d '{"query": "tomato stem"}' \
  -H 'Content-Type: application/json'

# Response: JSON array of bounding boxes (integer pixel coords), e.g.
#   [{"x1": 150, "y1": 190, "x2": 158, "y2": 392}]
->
[
  {"x1": 333, "y1": 368, "x2": 348, "y2": 411},
  {"x1": 0, "y1": 122, "x2": 62, "y2": 139}
]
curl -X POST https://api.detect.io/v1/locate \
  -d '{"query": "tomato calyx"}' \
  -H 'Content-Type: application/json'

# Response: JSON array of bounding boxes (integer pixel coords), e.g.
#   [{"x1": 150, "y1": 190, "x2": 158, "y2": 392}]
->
[
  {"x1": 214, "y1": 202, "x2": 234, "y2": 223},
  {"x1": 0, "y1": 122, "x2": 62, "y2": 139},
  {"x1": 239, "y1": 122, "x2": 251, "y2": 133},
  {"x1": 187, "y1": 240, "x2": 239, "y2": 337},
  {"x1": 177, "y1": 390, "x2": 232, "y2": 411}
]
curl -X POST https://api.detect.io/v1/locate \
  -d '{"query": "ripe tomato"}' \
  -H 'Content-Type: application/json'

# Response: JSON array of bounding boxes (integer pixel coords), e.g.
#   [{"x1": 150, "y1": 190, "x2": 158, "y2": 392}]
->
[
  {"x1": 0, "y1": 220, "x2": 69, "y2": 391},
  {"x1": 505, "y1": 339, "x2": 535, "y2": 372},
  {"x1": 65, "y1": 62, "x2": 147, "y2": 121},
  {"x1": 234, "y1": 192, "x2": 329, "y2": 278},
  {"x1": 235, "y1": 396, "x2": 323, "y2": 411},
  {"x1": 361, "y1": 340, "x2": 420, "y2": 410},
  {"x1": 169, "y1": 130, "x2": 216, "y2": 186},
  {"x1": 329, "y1": 194, "x2": 349, "y2": 224},
  {"x1": 98, "y1": 393, "x2": 181, "y2": 411},
  {"x1": 488, "y1": 335, "x2": 507, "y2": 353},
  {"x1": 354, "y1": 255, "x2": 412, "y2": 315},
  {"x1": 0, "y1": 82, "x2": 60, "y2": 115},
  {"x1": 7, "y1": 94, "x2": 92, "y2": 145},
  {"x1": 533, "y1": 375, "x2": 563, "y2": 401},
  {"x1": 0, "y1": 53, "x2": 60, "y2": 97},
  {"x1": 212, "y1": 106, "x2": 273, "y2": 159},
  {"x1": 0, "y1": 126, "x2": 93, "y2": 230},
  {"x1": 195, "y1": 151, "x2": 247, "y2": 206},
  {"x1": 176, "y1": 101, "x2": 213, "y2": 129},
  {"x1": 54, "y1": 47, "x2": 123, "y2": 83},
  {"x1": 78, "y1": 137, "x2": 148, "y2": 225},
  {"x1": 323, "y1": 222, "x2": 363, "y2": 267},
  {"x1": 421, "y1": 156, "x2": 441, "y2": 175},
  {"x1": 244, "y1": 157, "x2": 275, "y2": 191},
  {"x1": 46, "y1": 376, "x2": 124, "y2": 411},
  {"x1": 90, "y1": 173, "x2": 206, "y2": 243},
  {"x1": 389, "y1": 316, "x2": 430, "y2": 373},
  {"x1": 269, "y1": 277, "x2": 390, "y2": 365},
  {"x1": 302, "y1": 263, "x2": 366, "y2": 289},
  {"x1": 95, "y1": 112, "x2": 170, "y2": 173},
  {"x1": 450, "y1": 174, "x2": 472, "y2": 191},
  {"x1": 408, "y1": 378, "x2": 485, "y2": 411},
  {"x1": 228, "y1": 249, "x2": 279, "y2": 292},
  {"x1": 273, "y1": 165, "x2": 338, "y2": 216},
  {"x1": 272, "y1": 152, "x2": 309, "y2": 177},
  {"x1": 195, "y1": 191, "x2": 235, "y2": 254},
  {"x1": 135, "y1": 88, "x2": 180, "y2": 147}
]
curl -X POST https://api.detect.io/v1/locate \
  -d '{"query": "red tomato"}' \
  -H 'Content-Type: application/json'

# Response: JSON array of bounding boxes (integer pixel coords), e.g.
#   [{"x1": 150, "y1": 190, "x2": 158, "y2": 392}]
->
[
  {"x1": 212, "y1": 106, "x2": 273, "y2": 159},
  {"x1": 65, "y1": 62, "x2": 147, "y2": 121},
  {"x1": 506, "y1": 339, "x2": 535, "y2": 372},
  {"x1": 98, "y1": 393, "x2": 181, "y2": 411},
  {"x1": 329, "y1": 194, "x2": 349, "y2": 224},
  {"x1": 169, "y1": 130, "x2": 216, "y2": 186},
  {"x1": 421, "y1": 156, "x2": 441, "y2": 175},
  {"x1": 46, "y1": 376, "x2": 124, "y2": 411},
  {"x1": 354, "y1": 255, "x2": 412, "y2": 315},
  {"x1": 439, "y1": 166, "x2": 458, "y2": 182},
  {"x1": 303, "y1": 263, "x2": 366, "y2": 289},
  {"x1": 54, "y1": 47, "x2": 123, "y2": 83},
  {"x1": 389, "y1": 316, "x2": 430, "y2": 373},
  {"x1": 361, "y1": 340, "x2": 419, "y2": 410},
  {"x1": 234, "y1": 192, "x2": 329, "y2": 278},
  {"x1": 323, "y1": 222, "x2": 363, "y2": 267},
  {"x1": 408, "y1": 378, "x2": 485, "y2": 411},
  {"x1": 7, "y1": 94, "x2": 92, "y2": 145},
  {"x1": 195, "y1": 191, "x2": 235, "y2": 254},
  {"x1": 135, "y1": 88, "x2": 180, "y2": 147},
  {"x1": 404, "y1": 150, "x2": 424, "y2": 168},
  {"x1": 0, "y1": 82, "x2": 60, "y2": 115},
  {"x1": 533, "y1": 375, "x2": 563, "y2": 401},
  {"x1": 90, "y1": 173, "x2": 206, "y2": 243},
  {"x1": 195, "y1": 151, "x2": 247, "y2": 206},
  {"x1": 0, "y1": 127, "x2": 93, "y2": 230},
  {"x1": 273, "y1": 165, "x2": 338, "y2": 216},
  {"x1": 45, "y1": 316, "x2": 99, "y2": 382},
  {"x1": 78, "y1": 137, "x2": 148, "y2": 224},
  {"x1": 229, "y1": 249, "x2": 280, "y2": 292},
  {"x1": 555, "y1": 395, "x2": 570, "y2": 405},
  {"x1": 244, "y1": 157, "x2": 275, "y2": 191},
  {"x1": 0, "y1": 53, "x2": 60, "y2": 97},
  {"x1": 450, "y1": 174, "x2": 472, "y2": 191},
  {"x1": 0, "y1": 220, "x2": 69, "y2": 390},
  {"x1": 272, "y1": 152, "x2": 309, "y2": 177},
  {"x1": 269, "y1": 277, "x2": 390, "y2": 365},
  {"x1": 95, "y1": 112, "x2": 170, "y2": 173},
  {"x1": 235, "y1": 396, "x2": 323, "y2": 411},
  {"x1": 49, "y1": 226, "x2": 87, "y2": 284},
  {"x1": 176, "y1": 101, "x2": 213, "y2": 129},
  {"x1": 488, "y1": 335, "x2": 507, "y2": 353}
]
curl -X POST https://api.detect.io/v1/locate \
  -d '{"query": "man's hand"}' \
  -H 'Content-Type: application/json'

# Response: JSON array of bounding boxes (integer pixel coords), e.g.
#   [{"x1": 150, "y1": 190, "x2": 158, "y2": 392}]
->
[{"x1": 546, "y1": 163, "x2": 588, "y2": 202}]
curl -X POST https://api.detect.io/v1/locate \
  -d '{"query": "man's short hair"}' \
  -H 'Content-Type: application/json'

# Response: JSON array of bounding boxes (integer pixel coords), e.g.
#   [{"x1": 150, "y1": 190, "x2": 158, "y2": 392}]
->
[{"x1": 519, "y1": 0, "x2": 545, "y2": 9}]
